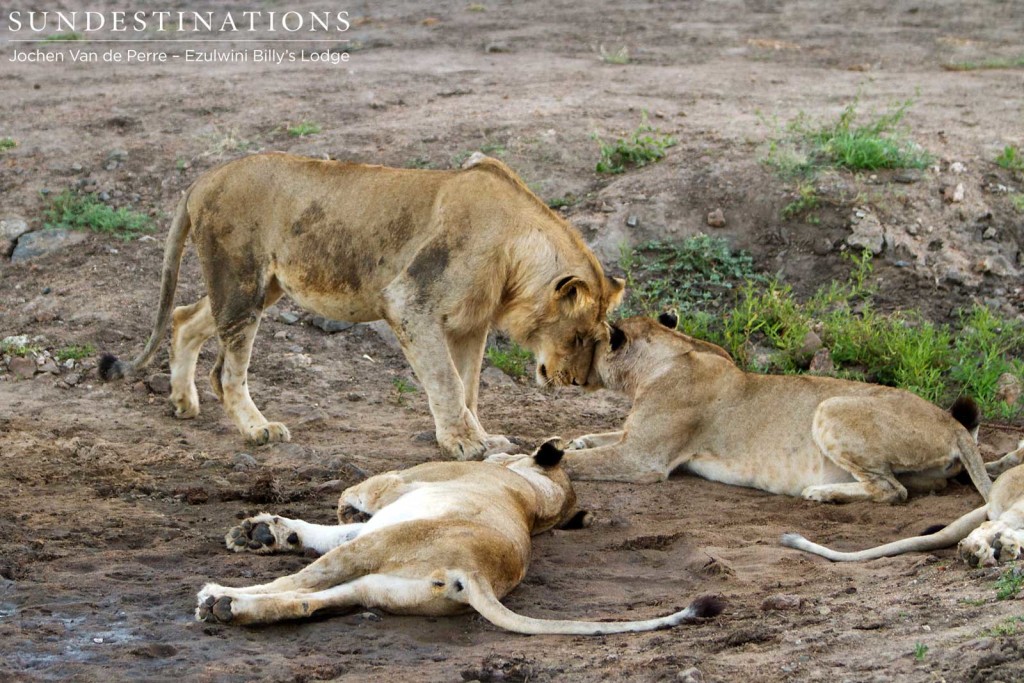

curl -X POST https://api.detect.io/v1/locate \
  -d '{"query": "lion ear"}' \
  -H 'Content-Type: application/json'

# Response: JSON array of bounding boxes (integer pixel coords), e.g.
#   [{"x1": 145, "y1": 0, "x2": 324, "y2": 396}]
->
[
  {"x1": 554, "y1": 276, "x2": 592, "y2": 308},
  {"x1": 533, "y1": 438, "x2": 565, "y2": 468},
  {"x1": 609, "y1": 325, "x2": 627, "y2": 351},
  {"x1": 606, "y1": 276, "x2": 626, "y2": 311}
]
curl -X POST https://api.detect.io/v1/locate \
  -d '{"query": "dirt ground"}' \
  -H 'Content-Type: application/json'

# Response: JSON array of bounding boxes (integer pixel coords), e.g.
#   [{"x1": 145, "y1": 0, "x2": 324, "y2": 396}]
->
[{"x1": 2, "y1": 1, "x2": 1024, "y2": 681}]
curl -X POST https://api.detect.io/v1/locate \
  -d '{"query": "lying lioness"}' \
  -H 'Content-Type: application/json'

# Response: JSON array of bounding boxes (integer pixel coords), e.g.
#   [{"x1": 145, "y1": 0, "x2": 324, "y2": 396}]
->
[
  {"x1": 783, "y1": 444, "x2": 1024, "y2": 566},
  {"x1": 100, "y1": 153, "x2": 623, "y2": 460},
  {"x1": 563, "y1": 313, "x2": 993, "y2": 504},
  {"x1": 195, "y1": 441, "x2": 723, "y2": 634}
]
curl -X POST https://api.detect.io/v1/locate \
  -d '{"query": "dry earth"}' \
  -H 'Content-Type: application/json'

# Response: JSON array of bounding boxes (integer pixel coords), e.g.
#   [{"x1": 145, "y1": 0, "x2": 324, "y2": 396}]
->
[{"x1": 1, "y1": 1, "x2": 1024, "y2": 681}]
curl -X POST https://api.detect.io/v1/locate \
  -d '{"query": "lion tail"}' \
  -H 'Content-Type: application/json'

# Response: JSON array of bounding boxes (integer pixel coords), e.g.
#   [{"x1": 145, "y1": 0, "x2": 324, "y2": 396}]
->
[
  {"x1": 98, "y1": 187, "x2": 194, "y2": 381},
  {"x1": 780, "y1": 505, "x2": 990, "y2": 562},
  {"x1": 454, "y1": 571, "x2": 723, "y2": 635}
]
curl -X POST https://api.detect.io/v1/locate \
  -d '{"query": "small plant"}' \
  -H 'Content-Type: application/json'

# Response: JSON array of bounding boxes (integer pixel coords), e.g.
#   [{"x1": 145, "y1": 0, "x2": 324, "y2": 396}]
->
[
  {"x1": 995, "y1": 567, "x2": 1024, "y2": 601},
  {"x1": 599, "y1": 45, "x2": 630, "y2": 64},
  {"x1": 781, "y1": 181, "x2": 819, "y2": 219},
  {"x1": 467, "y1": 3, "x2": 486, "y2": 10},
  {"x1": 983, "y1": 616, "x2": 1024, "y2": 637},
  {"x1": 594, "y1": 112, "x2": 677, "y2": 174},
  {"x1": 0, "y1": 137, "x2": 16, "y2": 152},
  {"x1": 406, "y1": 156, "x2": 436, "y2": 169},
  {"x1": 0, "y1": 337, "x2": 40, "y2": 357},
  {"x1": 995, "y1": 145, "x2": 1024, "y2": 173},
  {"x1": 287, "y1": 121, "x2": 322, "y2": 137},
  {"x1": 944, "y1": 55, "x2": 1024, "y2": 71},
  {"x1": 546, "y1": 194, "x2": 577, "y2": 210},
  {"x1": 808, "y1": 99, "x2": 931, "y2": 171},
  {"x1": 54, "y1": 344, "x2": 96, "y2": 362},
  {"x1": 486, "y1": 342, "x2": 533, "y2": 379},
  {"x1": 43, "y1": 191, "x2": 154, "y2": 240},
  {"x1": 43, "y1": 32, "x2": 83, "y2": 42},
  {"x1": 913, "y1": 643, "x2": 928, "y2": 662},
  {"x1": 392, "y1": 378, "x2": 418, "y2": 405},
  {"x1": 1012, "y1": 194, "x2": 1024, "y2": 213}
]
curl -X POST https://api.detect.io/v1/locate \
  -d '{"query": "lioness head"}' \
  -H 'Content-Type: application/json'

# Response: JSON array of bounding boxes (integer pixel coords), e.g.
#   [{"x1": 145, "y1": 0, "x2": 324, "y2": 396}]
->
[
  {"x1": 485, "y1": 438, "x2": 579, "y2": 532},
  {"x1": 518, "y1": 273, "x2": 625, "y2": 388},
  {"x1": 587, "y1": 313, "x2": 733, "y2": 395}
]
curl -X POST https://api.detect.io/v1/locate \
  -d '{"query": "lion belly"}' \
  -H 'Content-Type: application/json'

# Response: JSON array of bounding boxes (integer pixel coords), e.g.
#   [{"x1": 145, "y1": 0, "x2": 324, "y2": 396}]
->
[{"x1": 679, "y1": 447, "x2": 853, "y2": 497}]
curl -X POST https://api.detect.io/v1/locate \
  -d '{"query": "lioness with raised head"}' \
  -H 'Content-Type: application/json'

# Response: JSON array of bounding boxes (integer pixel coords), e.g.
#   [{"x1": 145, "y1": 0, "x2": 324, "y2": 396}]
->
[
  {"x1": 563, "y1": 312, "x2": 993, "y2": 504},
  {"x1": 783, "y1": 444, "x2": 1024, "y2": 566},
  {"x1": 195, "y1": 440, "x2": 724, "y2": 634},
  {"x1": 100, "y1": 153, "x2": 623, "y2": 459}
]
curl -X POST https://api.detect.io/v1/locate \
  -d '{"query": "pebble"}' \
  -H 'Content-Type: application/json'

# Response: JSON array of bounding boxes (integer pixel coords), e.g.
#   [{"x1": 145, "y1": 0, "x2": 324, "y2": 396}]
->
[
  {"x1": 146, "y1": 373, "x2": 171, "y2": 395},
  {"x1": 358, "y1": 612, "x2": 380, "y2": 621},
  {"x1": 761, "y1": 593, "x2": 802, "y2": 611},
  {"x1": 706, "y1": 208, "x2": 726, "y2": 227},
  {"x1": 996, "y1": 373, "x2": 1022, "y2": 405},
  {"x1": 799, "y1": 330, "x2": 823, "y2": 356},
  {"x1": 63, "y1": 372, "x2": 81, "y2": 387},
  {"x1": 943, "y1": 183, "x2": 965, "y2": 203},
  {"x1": 346, "y1": 392, "x2": 365, "y2": 401},
  {"x1": 626, "y1": 215, "x2": 639, "y2": 228},
  {"x1": 311, "y1": 316, "x2": 354, "y2": 333},
  {"x1": 983, "y1": 227, "x2": 997, "y2": 240},
  {"x1": 232, "y1": 453, "x2": 258, "y2": 471},
  {"x1": 677, "y1": 667, "x2": 704, "y2": 683},
  {"x1": 481, "y1": 366, "x2": 517, "y2": 387},
  {"x1": 949, "y1": 161, "x2": 966, "y2": 174},
  {"x1": 0, "y1": 217, "x2": 31, "y2": 241},
  {"x1": 9, "y1": 356, "x2": 37, "y2": 379},
  {"x1": 893, "y1": 170, "x2": 921, "y2": 183},
  {"x1": 11, "y1": 229, "x2": 88, "y2": 262},
  {"x1": 277, "y1": 311, "x2": 300, "y2": 325},
  {"x1": 847, "y1": 213, "x2": 884, "y2": 255},
  {"x1": 38, "y1": 358, "x2": 59, "y2": 375}
]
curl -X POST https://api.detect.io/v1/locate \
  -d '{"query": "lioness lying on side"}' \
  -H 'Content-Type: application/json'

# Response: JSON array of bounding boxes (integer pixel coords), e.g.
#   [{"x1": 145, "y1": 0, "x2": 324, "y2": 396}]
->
[
  {"x1": 195, "y1": 440, "x2": 724, "y2": 634},
  {"x1": 783, "y1": 444, "x2": 1024, "y2": 566},
  {"x1": 100, "y1": 153, "x2": 623, "y2": 460},
  {"x1": 563, "y1": 312, "x2": 993, "y2": 504}
]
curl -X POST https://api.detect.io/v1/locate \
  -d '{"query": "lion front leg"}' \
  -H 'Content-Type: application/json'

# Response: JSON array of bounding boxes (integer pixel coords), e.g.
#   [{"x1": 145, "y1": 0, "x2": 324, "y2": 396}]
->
[
  {"x1": 566, "y1": 431, "x2": 625, "y2": 450},
  {"x1": 959, "y1": 519, "x2": 1024, "y2": 567},
  {"x1": 225, "y1": 513, "x2": 364, "y2": 555},
  {"x1": 562, "y1": 442, "x2": 670, "y2": 483}
]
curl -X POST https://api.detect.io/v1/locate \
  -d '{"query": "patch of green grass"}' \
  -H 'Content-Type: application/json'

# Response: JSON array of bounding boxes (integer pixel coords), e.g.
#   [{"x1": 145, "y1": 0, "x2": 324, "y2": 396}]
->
[
  {"x1": 467, "y1": 3, "x2": 486, "y2": 11},
  {"x1": 996, "y1": 145, "x2": 1024, "y2": 173},
  {"x1": 43, "y1": 191, "x2": 155, "y2": 241},
  {"x1": 54, "y1": 344, "x2": 95, "y2": 362},
  {"x1": 913, "y1": 643, "x2": 928, "y2": 662},
  {"x1": 546, "y1": 194, "x2": 577, "y2": 210},
  {"x1": 982, "y1": 616, "x2": 1024, "y2": 637},
  {"x1": 486, "y1": 342, "x2": 533, "y2": 379},
  {"x1": 599, "y1": 45, "x2": 630, "y2": 64},
  {"x1": 392, "y1": 378, "x2": 418, "y2": 405},
  {"x1": 627, "y1": 241, "x2": 1024, "y2": 417},
  {"x1": 619, "y1": 234, "x2": 764, "y2": 318},
  {"x1": 944, "y1": 55, "x2": 1024, "y2": 71},
  {"x1": 287, "y1": 121, "x2": 321, "y2": 137},
  {"x1": 1012, "y1": 194, "x2": 1024, "y2": 213},
  {"x1": 959, "y1": 597, "x2": 988, "y2": 607},
  {"x1": 0, "y1": 137, "x2": 16, "y2": 152},
  {"x1": 995, "y1": 567, "x2": 1024, "y2": 601},
  {"x1": 806, "y1": 99, "x2": 931, "y2": 172},
  {"x1": 594, "y1": 112, "x2": 677, "y2": 174},
  {"x1": 0, "y1": 337, "x2": 40, "y2": 357},
  {"x1": 43, "y1": 32, "x2": 83, "y2": 42},
  {"x1": 406, "y1": 156, "x2": 436, "y2": 169},
  {"x1": 781, "y1": 181, "x2": 819, "y2": 219}
]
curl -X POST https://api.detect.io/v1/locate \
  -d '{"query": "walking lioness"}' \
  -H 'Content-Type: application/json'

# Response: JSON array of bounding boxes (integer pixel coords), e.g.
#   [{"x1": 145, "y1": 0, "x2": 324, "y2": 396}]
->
[
  {"x1": 563, "y1": 313, "x2": 993, "y2": 504},
  {"x1": 195, "y1": 441, "x2": 724, "y2": 634},
  {"x1": 100, "y1": 153, "x2": 623, "y2": 459}
]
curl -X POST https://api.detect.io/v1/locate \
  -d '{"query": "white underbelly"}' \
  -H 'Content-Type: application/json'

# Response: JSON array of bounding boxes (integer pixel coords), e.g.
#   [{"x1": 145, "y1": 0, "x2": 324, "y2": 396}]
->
[
  {"x1": 678, "y1": 450, "x2": 853, "y2": 497},
  {"x1": 359, "y1": 487, "x2": 471, "y2": 534}
]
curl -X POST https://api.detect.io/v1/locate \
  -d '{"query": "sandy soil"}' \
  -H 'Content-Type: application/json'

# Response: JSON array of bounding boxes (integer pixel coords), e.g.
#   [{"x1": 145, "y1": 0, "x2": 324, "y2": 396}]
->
[{"x1": 2, "y1": 1, "x2": 1023, "y2": 681}]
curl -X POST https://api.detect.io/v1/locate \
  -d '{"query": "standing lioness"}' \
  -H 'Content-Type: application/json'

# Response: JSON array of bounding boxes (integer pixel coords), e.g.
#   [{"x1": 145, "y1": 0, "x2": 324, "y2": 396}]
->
[
  {"x1": 100, "y1": 153, "x2": 623, "y2": 459},
  {"x1": 564, "y1": 314, "x2": 993, "y2": 504}
]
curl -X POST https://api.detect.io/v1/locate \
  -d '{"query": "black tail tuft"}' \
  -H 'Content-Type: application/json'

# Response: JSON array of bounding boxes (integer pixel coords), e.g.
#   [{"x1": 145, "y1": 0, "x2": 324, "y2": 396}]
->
[
  {"x1": 558, "y1": 510, "x2": 594, "y2": 530},
  {"x1": 97, "y1": 353, "x2": 128, "y2": 381},
  {"x1": 533, "y1": 438, "x2": 565, "y2": 468},
  {"x1": 950, "y1": 396, "x2": 980, "y2": 431},
  {"x1": 919, "y1": 523, "x2": 946, "y2": 536},
  {"x1": 688, "y1": 594, "x2": 725, "y2": 619}
]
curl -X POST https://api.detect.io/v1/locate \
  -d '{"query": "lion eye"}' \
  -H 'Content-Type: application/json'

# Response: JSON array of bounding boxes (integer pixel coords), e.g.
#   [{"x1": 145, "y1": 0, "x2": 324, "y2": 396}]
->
[{"x1": 574, "y1": 333, "x2": 584, "y2": 346}]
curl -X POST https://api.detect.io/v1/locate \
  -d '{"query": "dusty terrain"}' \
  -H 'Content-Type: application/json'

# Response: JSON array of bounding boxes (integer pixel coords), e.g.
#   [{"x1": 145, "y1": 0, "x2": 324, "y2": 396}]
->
[{"x1": 2, "y1": 1, "x2": 1024, "y2": 681}]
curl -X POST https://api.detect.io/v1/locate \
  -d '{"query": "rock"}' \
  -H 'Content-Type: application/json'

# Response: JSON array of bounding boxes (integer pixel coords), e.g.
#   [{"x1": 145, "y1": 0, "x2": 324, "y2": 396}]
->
[
  {"x1": 943, "y1": 183, "x2": 965, "y2": 203},
  {"x1": 146, "y1": 373, "x2": 171, "y2": 395},
  {"x1": 974, "y1": 255, "x2": 1015, "y2": 277},
  {"x1": 63, "y1": 372, "x2": 81, "y2": 386},
  {"x1": 983, "y1": 227, "x2": 997, "y2": 240},
  {"x1": 38, "y1": 358, "x2": 59, "y2": 375},
  {"x1": 996, "y1": 373, "x2": 1022, "y2": 406},
  {"x1": 273, "y1": 330, "x2": 289, "y2": 340},
  {"x1": 799, "y1": 330, "x2": 823, "y2": 356},
  {"x1": 346, "y1": 392, "x2": 365, "y2": 402},
  {"x1": 358, "y1": 611, "x2": 380, "y2": 621},
  {"x1": 626, "y1": 215, "x2": 639, "y2": 228},
  {"x1": 893, "y1": 170, "x2": 921, "y2": 184},
  {"x1": 0, "y1": 217, "x2": 30, "y2": 241},
  {"x1": 677, "y1": 667, "x2": 704, "y2": 683},
  {"x1": 949, "y1": 161, "x2": 967, "y2": 174},
  {"x1": 761, "y1": 593, "x2": 803, "y2": 611},
  {"x1": 484, "y1": 41, "x2": 510, "y2": 53},
  {"x1": 11, "y1": 229, "x2": 88, "y2": 262},
  {"x1": 232, "y1": 452, "x2": 259, "y2": 471},
  {"x1": 811, "y1": 237, "x2": 833, "y2": 255},
  {"x1": 412, "y1": 430, "x2": 437, "y2": 443},
  {"x1": 706, "y1": 208, "x2": 726, "y2": 228},
  {"x1": 311, "y1": 316, "x2": 354, "y2": 333},
  {"x1": 8, "y1": 357, "x2": 36, "y2": 379},
  {"x1": 481, "y1": 366, "x2": 517, "y2": 387},
  {"x1": 847, "y1": 213, "x2": 884, "y2": 255},
  {"x1": 315, "y1": 479, "x2": 346, "y2": 494},
  {"x1": 277, "y1": 311, "x2": 300, "y2": 325},
  {"x1": 108, "y1": 149, "x2": 129, "y2": 161},
  {"x1": 367, "y1": 320, "x2": 401, "y2": 350}
]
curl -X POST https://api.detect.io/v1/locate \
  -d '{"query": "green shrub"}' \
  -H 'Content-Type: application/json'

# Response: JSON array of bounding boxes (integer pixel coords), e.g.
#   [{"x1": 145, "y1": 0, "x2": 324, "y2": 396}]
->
[
  {"x1": 594, "y1": 113, "x2": 677, "y2": 174},
  {"x1": 43, "y1": 191, "x2": 154, "y2": 240}
]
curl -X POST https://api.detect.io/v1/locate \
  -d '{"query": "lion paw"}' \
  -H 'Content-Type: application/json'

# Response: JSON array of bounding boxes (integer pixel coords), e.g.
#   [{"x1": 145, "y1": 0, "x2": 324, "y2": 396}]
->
[
  {"x1": 225, "y1": 513, "x2": 302, "y2": 554},
  {"x1": 565, "y1": 438, "x2": 588, "y2": 451},
  {"x1": 170, "y1": 387, "x2": 200, "y2": 419},
  {"x1": 196, "y1": 592, "x2": 235, "y2": 624},
  {"x1": 339, "y1": 504, "x2": 372, "y2": 524},
  {"x1": 246, "y1": 422, "x2": 291, "y2": 446},
  {"x1": 959, "y1": 522, "x2": 1024, "y2": 568}
]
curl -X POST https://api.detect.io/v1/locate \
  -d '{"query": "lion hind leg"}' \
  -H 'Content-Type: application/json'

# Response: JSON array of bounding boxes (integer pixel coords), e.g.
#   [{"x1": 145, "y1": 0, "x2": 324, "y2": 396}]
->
[
  {"x1": 225, "y1": 512, "x2": 364, "y2": 555},
  {"x1": 169, "y1": 296, "x2": 216, "y2": 419}
]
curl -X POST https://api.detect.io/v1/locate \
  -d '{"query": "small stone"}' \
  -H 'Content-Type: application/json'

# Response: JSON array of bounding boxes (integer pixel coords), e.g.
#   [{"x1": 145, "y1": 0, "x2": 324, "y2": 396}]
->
[
  {"x1": 943, "y1": 183, "x2": 965, "y2": 203},
  {"x1": 481, "y1": 366, "x2": 517, "y2": 387},
  {"x1": 38, "y1": 358, "x2": 59, "y2": 375},
  {"x1": 484, "y1": 41, "x2": 510, "y2": 53},
  {"x1": 277, "y1": 311, "x2": 300, "y2": 325},
  {"x1": 0, "y1": 217, "x2": 31, "y2": 241},
  {"x1": 983, "y1": 227, "x2": 997, "y2": 240},
  {"x1": 893, "y1": 170, "x2": 921, "y2": 184},
  {"x1": 761, "y1": 593, "x2": 802, "y2": 611},
  {"x1": 146, "y1": 373, "x2": 171, "y2": 395},
  {"x1": 706, "y1": 208, "x2": 726, "y2": 228},
  {"x1": 949, "y1": 161, "x2": 966, "y2": 174},
  {"x1": 799, "y1": 330, "x2": 823, "y2": 356},
  {"x1": 812, "y1": 238, "x2": 833, "y2": 255},
  {"x1": 818, "y1": 606, "x2": 832, "y2": 615},
  {"x1": 413, "y1": 431, "x2": 437, "y2": 443},
  {"x1": 847, "y1": 213, "x2": 884, "y2": 255},
  {"x1": 626, "y1": 215, "x2": 639, "y2": 228},
  {"x1": 9, "y1": 357, "x2": 36, "y2": 379},
  {"x1": 358, "y1": 611, "x2": 380, "y2": 621},
  {"x1": 63, "y1": 372, "x2": 81, "y2": 387},
  {"x1": 995, "y1": 373, "x2": 1022, "y2": 406},
  {"x1": 315, "y1": 479, "x2": 345, "y2": 493},
  {"x1": 346, "y1": 392, "x2": 365, "y2": 402},
  {"x1": 906, "y1": 224, "x2": 919, "y2": 236},
  {"x1": 232, "y1": 453, "x2": 258, "y2": 471},
  {"x1": 311, "y1": 316, "x2": 354, "y2": 333},
  {"x1": 108, "y1": 149, "x2": 129, "y2": 161},
  {"x1": 10, "y1": 229, "x2": 88, "y2": 262},
  {"x1": 677, "y1": 667, "x2": 704, "y2": 683},
  {"x1": 273, "y1": 330, "x2": 289, "y2": 340}
]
